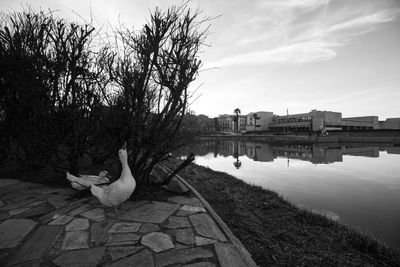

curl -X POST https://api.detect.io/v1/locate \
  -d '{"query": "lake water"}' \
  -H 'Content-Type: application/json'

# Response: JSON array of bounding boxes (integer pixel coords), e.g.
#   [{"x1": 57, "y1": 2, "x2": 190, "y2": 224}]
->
[{"x1": 175, "y1": 140, "x2": 400, "y2": 249}]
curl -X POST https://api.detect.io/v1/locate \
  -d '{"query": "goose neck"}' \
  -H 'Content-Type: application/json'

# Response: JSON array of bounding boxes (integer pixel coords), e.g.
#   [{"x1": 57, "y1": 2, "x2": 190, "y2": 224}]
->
[{"x1": 120, "y1": 159, "x2": 128, "y2": 169}]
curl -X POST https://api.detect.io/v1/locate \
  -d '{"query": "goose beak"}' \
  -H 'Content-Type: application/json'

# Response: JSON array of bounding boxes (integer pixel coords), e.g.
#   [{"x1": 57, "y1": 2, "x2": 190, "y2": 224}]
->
[{"x1": 122, "y1": 141, "x2": 127, "y2": 150}]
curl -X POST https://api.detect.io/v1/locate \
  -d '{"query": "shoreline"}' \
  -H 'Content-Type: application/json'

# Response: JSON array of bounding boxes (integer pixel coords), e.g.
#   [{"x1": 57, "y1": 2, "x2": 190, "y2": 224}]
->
[
  {"x1": 197, "y1": 133, "x2": 400, "y2": 144},
  {"x1": 164, "y1": 160, "x2": 400, "y2": 266}
]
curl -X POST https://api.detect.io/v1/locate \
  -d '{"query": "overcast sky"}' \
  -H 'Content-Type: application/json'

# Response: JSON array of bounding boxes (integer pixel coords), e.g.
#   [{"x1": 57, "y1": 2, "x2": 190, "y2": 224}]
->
[{"x1": 1, "y1": 0, "x2": 399, "y2": 119}]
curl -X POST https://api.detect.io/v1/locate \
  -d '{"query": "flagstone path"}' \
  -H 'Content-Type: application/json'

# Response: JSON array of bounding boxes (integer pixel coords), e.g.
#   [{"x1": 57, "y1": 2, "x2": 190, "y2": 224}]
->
[{"x1": 0, "y1": 178, "x2": 257, "y2": 267}]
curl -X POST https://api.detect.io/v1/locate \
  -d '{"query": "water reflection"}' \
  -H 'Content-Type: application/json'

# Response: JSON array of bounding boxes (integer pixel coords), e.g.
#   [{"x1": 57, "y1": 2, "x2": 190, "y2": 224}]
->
[
  {"x1": 173, "y1": 140, "x2": 400, "y2": 249},
  {"x1": 176, "y1": 140, "x2": 398, "y2": 166}
]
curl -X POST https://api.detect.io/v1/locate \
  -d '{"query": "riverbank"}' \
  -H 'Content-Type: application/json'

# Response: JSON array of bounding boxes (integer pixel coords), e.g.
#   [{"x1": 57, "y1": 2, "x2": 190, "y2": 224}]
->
[{"x1": 163, "y1": 160, "x2": 400, "y2": 266}]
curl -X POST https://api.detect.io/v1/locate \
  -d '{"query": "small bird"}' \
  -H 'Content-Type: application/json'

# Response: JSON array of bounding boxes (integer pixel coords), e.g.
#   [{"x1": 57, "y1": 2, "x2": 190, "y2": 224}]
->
[
  {"x1": 66, "y1": 171, "x2": 110, "y2": 190},
  {"x1": 90, "y1": 142, "x2": 136, "y2": 213}
]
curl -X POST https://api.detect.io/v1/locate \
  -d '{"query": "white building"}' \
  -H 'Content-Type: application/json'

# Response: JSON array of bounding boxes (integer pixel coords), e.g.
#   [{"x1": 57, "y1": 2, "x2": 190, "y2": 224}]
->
[{"x1": 246, "y1": 111, "x2": 274, "y2": 132}]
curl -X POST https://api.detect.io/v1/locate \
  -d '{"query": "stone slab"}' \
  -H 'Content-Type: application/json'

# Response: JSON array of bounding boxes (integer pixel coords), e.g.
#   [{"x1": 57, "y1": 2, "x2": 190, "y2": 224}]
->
[
  {"x1": 39, "y1": 198, "x2": 88, "y2": 223},
  {"x1": 90, "y1": 220, "x2": 114, "y2": 245},
  {"x1": 39, "y1": 188, "x2": 65, "y2": 195},
  {"x1": 65, "y1": 218, "x2": 89, "y2": 231},
  {"x1": 26, "y1": 200, "x2": 48, "y2": 208},
  {"x1": 108, "y1": 246, "x2": 144, "y2": 261},
  {"x1": 1, "y1": 191, "x2": 32, "y2": 202},
  {"x1": 105, "y1": 233, "x2": 141, "y2": 246},
  {"x1": 0, "y1": 251, "x2": 8, "y2": 262},
  {"x1": 141, "y1": 232, "x2": 174, "y2": 253},
  {"x1": 120, "y1": 201, "x2": 179, "y2": 224},
  {"x1": 176, "y1": 210, "x2": 198, "y2": 217},
  {"x1": 189, "y1": 213, "x2": 227, "y2": 242},
  {"x1": 0, "y1": 183, "x2": 37, "y2": 199},
  {"x1": 180, "y1": 205, "x2": 207, "y2": 213},
  {"x1": 14, "y1": 203, "x2": 54, "y2": 219},
  {"x1": 48, "y1": 195, "x2": 69, "y2": 208},
  {"x1": 81, "y1": 208, "x2": 105, "y2": 222},
  {"x1": 195, "y1": 236, "x2": 217, "y2": 246},
  {"x1": 214, "y1": 243, "x2": 248, "y2": 267},
  {"x1": 175, "y1": 243, "x2": 189, "y2": 250},
  {"x1": 49, "y1": 214, "x2": 73, "y2": 225},
  {"x1": 183, "y1": 263, "x2": 216, "y2": 267},
  {"x1": 0, "y1": 200, "x2": 4, "y2": 207},
  {"x1": 166, "y1": 216, "x2": 191, "y2": 229},
  {"x1": 0, "y1": 179, "x2": 18, "y2": 187},
  {"x1": 61, "y1": 231, "x2": 89, "y2": 250},
  {"x1": 108, "y1": 249, "x2": 154, "y2": 267},
  {"x1": 108, "y1": 222, "x2": 142, "y2": 233},
  {"x1": 0, "y1": 183, "x2": 21, "y2": 196},
  {"x1": 0, "y1": 219, "x2": 37, "y2": 249},
  {"x1": 68, "y1": 203, "x2": 92, "y2": 216},
  {"x1": 9, "y1": 225, "x2": 62, "y2": 265},
  {"x1": 168, "y1": 196, "x2": 204, "y2": 207},
  {"x1": 123, "y1": 200, "x2": 151, "y2": 209},
  {"x1": 9, "y1": 206, "x2": 31, "y2": 216},
  {"x1": 53, "y1": 247, "x2": 106, "y2": 267},
  {"x1": 1, "y1": 198, "x2": 35, "y2": 211},
  {"x1": 6, "y1": 194, "x2": 39, "y2": 204},
  {"x1": 155, "y1": 247, "x2": 214, "y2": 267},
  {"x1": 139, "y1": 223, "x2": 160, "y2": 233},
  {"x1": 175, "y1": 228, "x2": 195, "y2": 245},
  {"x1": 0, "y1": 211, "x2": 10, "y2": 221}
]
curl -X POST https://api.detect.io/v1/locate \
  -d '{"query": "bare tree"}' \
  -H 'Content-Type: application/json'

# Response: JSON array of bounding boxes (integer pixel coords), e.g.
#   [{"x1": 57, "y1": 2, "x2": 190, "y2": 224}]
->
[
  {"x1": 0, "y1": 10, "x2": 101, "y2": 173},
  {"x1": 98, "y1": 5, "x2": 210, "y2": 187},
  {"x1": 46, "y1": 16, "x2": 101, "y2": 174},
  {"x1": 1, "y1": 5, "x2": 210, "y2": 186},
  {"x1": 0, "y1": 11, "x2": 58, "y2": 168}
]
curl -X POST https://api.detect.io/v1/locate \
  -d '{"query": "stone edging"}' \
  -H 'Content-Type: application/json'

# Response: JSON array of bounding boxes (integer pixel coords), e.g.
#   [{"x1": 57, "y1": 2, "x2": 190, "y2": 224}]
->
[{"x1": 159, "y1": 164, "x2": 258, "y2": 267}]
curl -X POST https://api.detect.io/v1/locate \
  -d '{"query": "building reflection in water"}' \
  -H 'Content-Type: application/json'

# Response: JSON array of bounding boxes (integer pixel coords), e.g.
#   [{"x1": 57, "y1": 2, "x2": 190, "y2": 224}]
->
[{"x1": 174, "y1": 140, "x2": 400, "y2": 166}]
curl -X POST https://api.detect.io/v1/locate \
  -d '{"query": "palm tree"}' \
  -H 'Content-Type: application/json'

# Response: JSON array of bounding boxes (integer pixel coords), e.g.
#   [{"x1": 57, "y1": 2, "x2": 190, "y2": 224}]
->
[
  {"x1": 233, "y1": 139, "x2": 242, "y2": 169},
  {"x1": 233, "y1": 108, "x2": 241, "y2": 134}
]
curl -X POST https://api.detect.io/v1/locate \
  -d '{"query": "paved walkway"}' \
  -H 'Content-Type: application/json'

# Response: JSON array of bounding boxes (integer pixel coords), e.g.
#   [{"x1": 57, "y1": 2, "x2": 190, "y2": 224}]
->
[{"x1": 0, "y1": 178, "x2": 257, "y2": 266}]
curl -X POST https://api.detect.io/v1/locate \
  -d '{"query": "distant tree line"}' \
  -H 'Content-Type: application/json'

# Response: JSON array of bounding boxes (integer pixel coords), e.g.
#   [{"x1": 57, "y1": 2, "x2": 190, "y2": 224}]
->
[
  {"x1": 180, "y1": 110, "x2": 217, "y2": 136},
  {"x1": 0, "y1": 5, "x2": 210, "y2": 187}
]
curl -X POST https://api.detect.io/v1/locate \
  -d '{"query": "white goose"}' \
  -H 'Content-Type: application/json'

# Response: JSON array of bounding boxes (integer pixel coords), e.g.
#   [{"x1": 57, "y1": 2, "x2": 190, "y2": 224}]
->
[
  {"x1": 66, "y1": 171, "x2": 110, "y2": 190},
  {"x1": 90, "y1": 142, "x2": 136, "y2": 211}
]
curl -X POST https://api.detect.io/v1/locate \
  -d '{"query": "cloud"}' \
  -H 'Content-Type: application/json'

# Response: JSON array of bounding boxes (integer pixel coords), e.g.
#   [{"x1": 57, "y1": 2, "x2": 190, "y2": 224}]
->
[
  {"x1": 206, "y1": 41, "x2": 337, "y2": 67},
  {"x1": 329, "y1": 10, "x2": 397, "y2": 34},
  {"x1": 295, "y1": 10, "x2": 399, "y2": 42},
  {"x1": 208, "y1": 6, "x2": 399, "y2": 68},
  {"x1": 259, "y1": 0, "x2": 330, "y2": 11}
]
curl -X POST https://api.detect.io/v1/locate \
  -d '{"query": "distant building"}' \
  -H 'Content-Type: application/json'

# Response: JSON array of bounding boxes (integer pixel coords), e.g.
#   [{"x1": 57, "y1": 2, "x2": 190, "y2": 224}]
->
[
  {"x1": 232, "y1": 115, "x2": 247, "y2": 133},
  {"x1": 270, "y1": 110, "x2": 342, "y2": 132},
  {"x1": 217, "y1": 114, "x2": 234, "y2": 133},
  {"x1": 216, "y1": 109, "x2": 398, "y2": 133},
  {"x1": 379, "y1": 118, "x2": 400, "y2": 129},
  {"x1": 342, "y1": 116, "x2": 379, "y2": 130},
  {"x1": 217, "y1": 114, "x2": 246, "y2": 133},
  {"x1": 246, "y1": 111, "x2": 273, "y2": 132}
]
